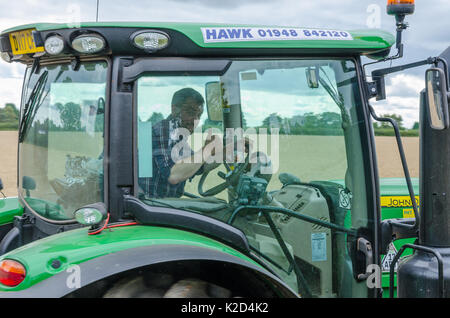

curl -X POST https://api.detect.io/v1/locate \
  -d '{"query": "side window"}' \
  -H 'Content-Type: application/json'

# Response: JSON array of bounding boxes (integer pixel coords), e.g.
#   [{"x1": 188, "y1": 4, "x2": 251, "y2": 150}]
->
[
  {"x1": 136, "y1": 76, "x2": 220, "y2": 199},
  {"x1": 239, "y1": 66, "x2": 347, "y2": 190},
  {"x1": 19, "y1": 62, "x2": 107, "y2": 221}
]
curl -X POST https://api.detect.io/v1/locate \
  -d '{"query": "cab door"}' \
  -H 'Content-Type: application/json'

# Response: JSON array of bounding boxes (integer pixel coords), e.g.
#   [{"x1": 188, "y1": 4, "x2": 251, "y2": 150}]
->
[{"x1": 126, "y1": 57, "x2": 380, "y2": 298}]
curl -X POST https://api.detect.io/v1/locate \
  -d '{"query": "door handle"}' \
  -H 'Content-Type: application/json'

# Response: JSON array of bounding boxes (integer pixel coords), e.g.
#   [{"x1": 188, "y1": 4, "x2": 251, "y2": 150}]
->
[{"x1": 356, "y1": 237, "x2": 374, "y2": 280}]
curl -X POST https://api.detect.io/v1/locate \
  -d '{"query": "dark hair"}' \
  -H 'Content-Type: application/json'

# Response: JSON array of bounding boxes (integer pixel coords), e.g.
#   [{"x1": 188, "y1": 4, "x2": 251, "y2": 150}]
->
[{"x1": 172, "y1": 88, "x2": 204, "y2": 109}]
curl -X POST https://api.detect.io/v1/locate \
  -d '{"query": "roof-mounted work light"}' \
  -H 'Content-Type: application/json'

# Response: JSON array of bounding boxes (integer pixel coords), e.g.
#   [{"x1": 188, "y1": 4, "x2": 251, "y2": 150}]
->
[
  {"x1": 72, "y1": 34, "x2": 106, "y2": 54},
  {"x1": 132, "y1": 31, "x2": 170, "y2": 53}
]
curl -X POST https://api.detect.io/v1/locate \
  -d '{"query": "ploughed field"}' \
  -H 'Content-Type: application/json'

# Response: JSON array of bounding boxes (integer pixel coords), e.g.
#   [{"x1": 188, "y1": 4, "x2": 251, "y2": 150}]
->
[{"x1": 0, "y1": 131, "x2": 419, "y2": 198}]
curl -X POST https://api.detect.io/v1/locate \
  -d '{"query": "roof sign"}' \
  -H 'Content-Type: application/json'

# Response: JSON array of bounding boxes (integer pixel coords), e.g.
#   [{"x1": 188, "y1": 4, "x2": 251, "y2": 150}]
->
[{"x1": 201, "y1": 27, "x2": 353, "y2": 43}]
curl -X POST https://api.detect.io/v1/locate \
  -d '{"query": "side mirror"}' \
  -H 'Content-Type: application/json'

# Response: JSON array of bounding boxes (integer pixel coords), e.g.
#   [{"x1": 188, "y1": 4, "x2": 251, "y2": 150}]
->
[
  {"x1": 306, "y1": 67, "x2": 319, "y2": 89},
  {"x1": 0, "y1": 177, "x2": 5, "y2": 200},
  {"x1": 97, "y1": 97, "x2": 105, "y2": 115},
  {"x1": 22, "y1": 176, "x2": 36, "y2": 197},
  {"x1": 425, "y1": 68, "x2": 449, "y2": 130},
  {"x1": 205, "y1": 81, "x2": 224, "y2": 122}
]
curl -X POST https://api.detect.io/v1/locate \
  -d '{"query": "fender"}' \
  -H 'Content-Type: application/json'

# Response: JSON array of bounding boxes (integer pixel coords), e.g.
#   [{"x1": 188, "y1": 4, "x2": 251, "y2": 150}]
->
[
  {"x1": 0, "y1": 244, "x2": 298, "y2": 298},
  {"x1": 0, "y1": 197, "x2": 23, "y2": 226},
  {"x1": 0, "y1": 197, "x2": 23, "y2": 246}
]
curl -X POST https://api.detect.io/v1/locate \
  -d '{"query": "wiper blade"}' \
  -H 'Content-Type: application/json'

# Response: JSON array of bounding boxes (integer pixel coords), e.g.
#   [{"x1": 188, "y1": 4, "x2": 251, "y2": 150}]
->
[{"x1": 19, "y1": 70, "x2": 48, "y2": 143}]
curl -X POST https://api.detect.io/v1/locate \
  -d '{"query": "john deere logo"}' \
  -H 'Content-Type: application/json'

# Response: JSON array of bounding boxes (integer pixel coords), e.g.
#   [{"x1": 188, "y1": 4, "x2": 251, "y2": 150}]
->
[{"x1": 380, "y1": 196, "x2": 419, "y2": 208}]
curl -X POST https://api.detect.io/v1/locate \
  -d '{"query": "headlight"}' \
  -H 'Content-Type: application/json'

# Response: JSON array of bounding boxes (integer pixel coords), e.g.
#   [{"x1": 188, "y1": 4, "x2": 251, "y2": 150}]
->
[
  {"x1": 74, "y1": 202, "x2": 107, "y2": 226},
  {"x1": 0, "y1": 52, "x2": 12, "y2": 63},
  {"x1": 44, "y1": 35, "x2": 65, "y2": 55}
]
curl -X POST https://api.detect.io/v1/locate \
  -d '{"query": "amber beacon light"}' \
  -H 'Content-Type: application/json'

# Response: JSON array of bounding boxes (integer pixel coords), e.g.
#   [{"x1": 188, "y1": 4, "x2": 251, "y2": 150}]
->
[
  {"x1": 386, "y1": 0, "x2": 415, "y2": 58},
  {"x1": 387, "y1": 0, "x2": 415, "y2": 16}
]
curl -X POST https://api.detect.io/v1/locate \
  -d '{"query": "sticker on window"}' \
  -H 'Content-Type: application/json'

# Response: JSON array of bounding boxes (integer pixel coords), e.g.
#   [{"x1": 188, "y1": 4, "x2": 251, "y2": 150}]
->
[
  {"x1": 311, "y1": 232, "x2": 327, "y2": 262},
  {"x1": 381, "y1": 243, "x2": 399, "y2": 272},
  {"x1": 339, "y1": 189, "x2": 352, "y2": 209},
  {"x1": 201, "y1": 27, "x2": 353, "y2": 43}
]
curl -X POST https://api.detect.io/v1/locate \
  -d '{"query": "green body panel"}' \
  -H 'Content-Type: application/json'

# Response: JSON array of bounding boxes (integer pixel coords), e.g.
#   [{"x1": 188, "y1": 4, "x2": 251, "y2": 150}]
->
[
  {"x1": 0, "y1": 179, "x2": 417, "y2": 295},
  {"x1": 378, "y1": 177, "x2": 419, "y2": 196},
  {"x1": 0, "y1": 197, "x2": 23, "y2": 225},
  {"x1": 379, "y1": 177, "x2": 419, "y2": 298},
  {"x1": 1, "y1": 22, "x2": 394, "y2": 53},
  {"x1": 0, "y1": 224, "x2": 260, "y2": 292},
  {"x1": 337, "y1": 177, "x2": 418, "y2": 297}
]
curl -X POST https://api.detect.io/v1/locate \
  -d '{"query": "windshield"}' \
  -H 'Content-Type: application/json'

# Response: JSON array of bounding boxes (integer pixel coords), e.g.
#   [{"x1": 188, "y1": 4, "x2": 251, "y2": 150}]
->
[
  {"x1": 19, "y1": 61, "x2": 107, "y2": 221},
  {"x1": 136, "y1": 58, "x2": 371, "y2": 297}
]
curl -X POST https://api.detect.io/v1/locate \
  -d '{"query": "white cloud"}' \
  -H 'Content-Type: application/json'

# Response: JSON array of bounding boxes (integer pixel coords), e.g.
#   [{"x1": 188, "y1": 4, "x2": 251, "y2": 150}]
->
[
  {"x1": 373, "y1": 73, "x2": 424, "y2": 129},
  {"x1": 0, "y1": 76, "x2": 24, "y2": 108},
  {"x1": 386, "y1": 73, "x2": 424, "y2": 96}
]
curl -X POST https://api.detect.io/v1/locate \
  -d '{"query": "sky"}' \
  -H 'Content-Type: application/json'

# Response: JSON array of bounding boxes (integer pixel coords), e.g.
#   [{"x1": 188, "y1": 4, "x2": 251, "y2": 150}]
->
[{"x1": 0, "y1": 0, "x2": 449, "y2": 128}]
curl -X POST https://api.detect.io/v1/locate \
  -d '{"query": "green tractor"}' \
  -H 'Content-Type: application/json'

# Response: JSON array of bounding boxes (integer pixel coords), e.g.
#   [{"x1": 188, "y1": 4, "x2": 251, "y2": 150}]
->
[{"x1": 0, "y1": 0, "x2": 447, "y2": 298}]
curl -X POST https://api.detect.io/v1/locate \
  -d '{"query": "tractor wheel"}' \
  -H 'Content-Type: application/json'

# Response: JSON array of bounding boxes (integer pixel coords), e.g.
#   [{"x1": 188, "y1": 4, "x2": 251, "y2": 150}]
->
[
  {"x1": 163, "y1": 278, "x2": 231, "y2": 298},
  {"x1": 103, "y1": 275, "x2": 231, "y2": 298},
  {"x1": 103, "y1": 276, "x2": 167, "y2": 298}
]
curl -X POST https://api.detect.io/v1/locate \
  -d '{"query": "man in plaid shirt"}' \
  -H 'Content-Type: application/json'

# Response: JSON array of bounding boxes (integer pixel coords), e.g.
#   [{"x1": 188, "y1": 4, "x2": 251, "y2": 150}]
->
[{"x1": 139, "y1": 88, "x2": 220, "y2": 198}]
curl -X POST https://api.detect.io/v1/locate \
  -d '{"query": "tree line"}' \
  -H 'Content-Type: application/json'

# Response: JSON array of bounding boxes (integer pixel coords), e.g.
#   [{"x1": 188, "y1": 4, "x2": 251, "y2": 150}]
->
[
  {"x1": 145, "y1": 111, "x2": 419, "y2": 137},
  {"x1": 2, "y1": 103, "x2": 419, "y2": 137},
  {"x1": 372, "y1": 113, "x2": 419, "y2": 137},
  {"x1": 0, "y1": 103, "x2": 19, "y2": 130}
]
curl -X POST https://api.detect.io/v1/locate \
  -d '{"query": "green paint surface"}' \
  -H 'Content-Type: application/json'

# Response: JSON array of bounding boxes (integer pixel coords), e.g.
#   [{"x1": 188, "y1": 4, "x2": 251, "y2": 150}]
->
[
  {"x1": 0, "y1": 224, "x2": 259, "y2": 291},
  {"x1": 0, "y1": 197, "x2": 23, "y2": 225},
  {"x1": 379, "y1": 178, "x2": 418, "y2": 298},
  {"x1": 1, "y1": 22, "x2": 394, "y2": 53}
]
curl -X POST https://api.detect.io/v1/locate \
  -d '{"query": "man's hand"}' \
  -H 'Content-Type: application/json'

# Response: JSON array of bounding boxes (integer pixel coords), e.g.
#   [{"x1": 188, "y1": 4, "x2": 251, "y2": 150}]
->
[
  {"x1": 203, "y1": 130, "x2": 253, "y2": 165},
  {"x1": 168, "y1": 132, "x2": 221, "y2": 185}
]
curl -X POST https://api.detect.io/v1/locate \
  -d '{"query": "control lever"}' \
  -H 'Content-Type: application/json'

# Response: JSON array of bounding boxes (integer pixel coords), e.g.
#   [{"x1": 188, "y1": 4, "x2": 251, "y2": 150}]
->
[
  {"x1": 357, "y1": 238, "x2": 374, "y2": 280},
  {"x1": 217, "y1": 171, "x2": 226, "y2": 180}
]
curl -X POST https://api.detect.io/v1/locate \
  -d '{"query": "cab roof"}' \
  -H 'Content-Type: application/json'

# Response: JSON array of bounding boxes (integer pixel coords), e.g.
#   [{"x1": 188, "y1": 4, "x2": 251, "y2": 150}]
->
[{"x1": 0, "y1": 22, "x2": 395, "y2": 61}]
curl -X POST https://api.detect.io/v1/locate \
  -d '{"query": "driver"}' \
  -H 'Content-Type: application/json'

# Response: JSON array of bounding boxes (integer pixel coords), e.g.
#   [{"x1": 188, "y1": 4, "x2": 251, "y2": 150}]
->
[{"x1": 139, "y1": 87, "x2": 221, "y2": 198}]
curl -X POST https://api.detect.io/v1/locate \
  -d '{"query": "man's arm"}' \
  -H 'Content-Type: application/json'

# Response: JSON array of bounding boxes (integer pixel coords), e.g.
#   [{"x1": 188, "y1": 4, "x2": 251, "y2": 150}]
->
[
  {"x1": 168, "y1": 134, "x2": 251, "y2": 185},
  {"x1": 168, "y1": 135, "x2": 221, "y2": 185},
  {"x1": 167, "y1": 150, "x2": 206, "y2": 185}
]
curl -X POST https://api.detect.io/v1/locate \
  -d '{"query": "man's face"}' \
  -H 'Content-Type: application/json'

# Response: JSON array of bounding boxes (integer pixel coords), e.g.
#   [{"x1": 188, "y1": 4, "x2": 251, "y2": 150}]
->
[{"x1": 175, "y1": 97, "x2": 204, "y2": 133}]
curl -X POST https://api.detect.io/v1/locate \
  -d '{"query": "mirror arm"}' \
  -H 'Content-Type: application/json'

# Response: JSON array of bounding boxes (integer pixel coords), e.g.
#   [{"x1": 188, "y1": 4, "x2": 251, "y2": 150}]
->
[
  {"x1": 370, "y1": 57, "x2": 441, "y2": 101},
  {"x1": 372, "y1": 57, "x2": 437, "y2": 80}
]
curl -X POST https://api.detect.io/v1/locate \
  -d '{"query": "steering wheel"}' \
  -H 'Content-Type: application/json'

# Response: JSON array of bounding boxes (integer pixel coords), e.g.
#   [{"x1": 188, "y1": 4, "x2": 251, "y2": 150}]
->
[
  {"x1": 198, "y1": 154, "x2": 250, "y2": 197},
  {"x1": 197, "y1": 150, "x2": 274, "y2": 197}
]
